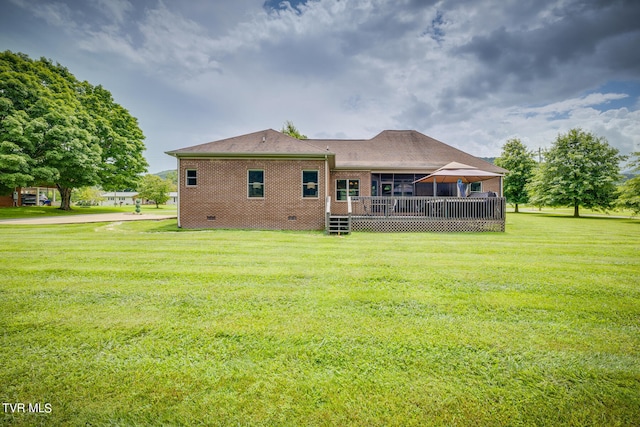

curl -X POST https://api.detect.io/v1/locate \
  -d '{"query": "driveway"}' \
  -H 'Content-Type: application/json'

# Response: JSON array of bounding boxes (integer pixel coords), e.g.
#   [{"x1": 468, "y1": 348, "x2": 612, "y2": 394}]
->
[{"x1": 0, "y1": 213, "x2": 177, "y2": 225}]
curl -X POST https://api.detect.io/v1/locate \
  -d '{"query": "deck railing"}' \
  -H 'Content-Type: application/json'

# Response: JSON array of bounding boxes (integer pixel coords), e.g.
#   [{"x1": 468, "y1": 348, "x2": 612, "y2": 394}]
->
[{"x1": 347, "y1": 196, "x2": 506, "y2": 232}]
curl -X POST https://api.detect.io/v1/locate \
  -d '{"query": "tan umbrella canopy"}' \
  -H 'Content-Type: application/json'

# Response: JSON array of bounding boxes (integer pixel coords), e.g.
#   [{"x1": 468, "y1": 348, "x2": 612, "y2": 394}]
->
[{"x1": 414, "y1": 162, "x2": 503, "y2": 184}]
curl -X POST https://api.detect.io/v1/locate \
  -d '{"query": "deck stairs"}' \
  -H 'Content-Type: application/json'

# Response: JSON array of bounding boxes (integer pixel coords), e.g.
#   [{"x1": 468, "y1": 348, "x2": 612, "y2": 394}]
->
[{"x1": 327, "y1": 215, "x2": 351, "y2": 234}]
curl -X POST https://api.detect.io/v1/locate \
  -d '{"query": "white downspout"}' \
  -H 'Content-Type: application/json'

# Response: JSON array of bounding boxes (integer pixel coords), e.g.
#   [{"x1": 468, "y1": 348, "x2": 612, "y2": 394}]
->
[
  {"x1": 176, "y1": 157, "x2": 181, "y2": 228},
  {"x1": 324, "y1": 154, "x2": 329, "y2": 212}
]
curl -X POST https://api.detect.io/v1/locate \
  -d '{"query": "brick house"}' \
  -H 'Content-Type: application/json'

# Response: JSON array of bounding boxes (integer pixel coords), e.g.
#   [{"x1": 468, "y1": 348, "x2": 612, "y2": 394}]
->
[{"x1": 166, "y1": 129, "x2": 507, "y2": 231}]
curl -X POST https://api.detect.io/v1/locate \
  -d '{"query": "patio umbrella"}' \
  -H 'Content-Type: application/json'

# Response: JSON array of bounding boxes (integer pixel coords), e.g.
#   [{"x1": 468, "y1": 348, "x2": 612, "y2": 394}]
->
[{"x1": 414, "y1": 162, "x2": 503, "y2": 184}]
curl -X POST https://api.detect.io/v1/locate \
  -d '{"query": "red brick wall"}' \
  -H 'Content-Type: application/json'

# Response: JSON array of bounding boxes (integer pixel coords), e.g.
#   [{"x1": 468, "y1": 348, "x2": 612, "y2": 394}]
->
[
  {"x1": 329, "y1": 170, "x2": 372, "y2": 215},
  {"x1": 0, "y1": 196, "x2": 14, "y2": 207},
  {"x1": 177, "y1": 158, "x2": 500, "y2": 230},
  {"x1": 478, "y1": 177, "x2": 502, "y2": 195},
  {"x1": 0, "y1": 188, "x2": 20, "y2": 207},
  {"x1": 179, "y1": 158, "x2": 327, "y2": 230}
]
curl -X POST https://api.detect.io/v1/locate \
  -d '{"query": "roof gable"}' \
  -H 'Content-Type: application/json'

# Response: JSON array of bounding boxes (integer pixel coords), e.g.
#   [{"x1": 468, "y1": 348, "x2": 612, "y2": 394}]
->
[
  {"x1": 306, "y1": 130, "x2": 506, "y2": 173},
  {"x1": 166, "y1": 129, "x2": 330, "y2": 157}
]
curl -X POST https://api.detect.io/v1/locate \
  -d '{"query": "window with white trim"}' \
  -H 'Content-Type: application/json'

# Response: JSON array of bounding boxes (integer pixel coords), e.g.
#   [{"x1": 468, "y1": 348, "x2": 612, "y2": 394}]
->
[
  {"x1": 248, "y1": 170, "x2": 264, "y2": 198},
  {"x1": 186, "y1": 169, "x2": 197, "y2": 186},
  {"x1": 336, "y1": 179, "x2": 359, "y2": 201},
  {"x1": 302, "y1": 170, "x2": 319, "y2": 198}
]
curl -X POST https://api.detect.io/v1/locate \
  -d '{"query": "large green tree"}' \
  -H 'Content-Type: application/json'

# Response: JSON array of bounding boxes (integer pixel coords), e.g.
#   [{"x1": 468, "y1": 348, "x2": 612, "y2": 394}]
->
[
  {"x1": 137, "y1": 174, "x2": 172, "y2": 208},
  {"x1": 617, "y1": 152, "x2": 640, "y2": 215},
  {"x1": 0, "y1": 101, "x2": 32, "y2": 192},
  {"x1": 78, "y1": 82, "x2": 147, "y2": 192},
  {"x1": 527, "y1": 128, "x2": 623, "y2": 217},
  {"x1": 495, "y1": 138, "x2": 536, "y2": 213},
  {"x1": 0, "y1": 51, "x2": 147, "y2": 209}
]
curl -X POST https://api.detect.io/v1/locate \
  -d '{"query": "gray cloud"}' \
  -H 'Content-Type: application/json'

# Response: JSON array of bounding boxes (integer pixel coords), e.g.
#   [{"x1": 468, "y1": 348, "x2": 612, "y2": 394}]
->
[
  {"x1": 2, "y1": 0, "x2": 639, "y2": 172},
  {"x1": 454, "y1": 0, "x2": 640, "y2": 99}
]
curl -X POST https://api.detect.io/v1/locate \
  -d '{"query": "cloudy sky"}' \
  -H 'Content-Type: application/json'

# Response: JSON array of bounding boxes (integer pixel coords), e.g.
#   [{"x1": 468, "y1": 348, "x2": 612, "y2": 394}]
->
[{"x1": 1, "y1": 0, "x2": 639, "y2": 173}]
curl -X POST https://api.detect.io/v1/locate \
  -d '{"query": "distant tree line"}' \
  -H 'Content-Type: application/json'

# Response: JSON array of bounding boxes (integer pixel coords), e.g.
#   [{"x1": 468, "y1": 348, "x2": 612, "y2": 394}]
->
[{"x1": 495, "y1": 128, "x2": 638, "y2": 217}]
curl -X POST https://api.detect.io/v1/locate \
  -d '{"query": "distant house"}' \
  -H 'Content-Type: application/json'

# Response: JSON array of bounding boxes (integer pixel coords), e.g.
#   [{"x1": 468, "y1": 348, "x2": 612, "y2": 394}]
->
[
  {"x1": 166, "y1": 192, "x2": 178, "y2": 205},
  {"x1": 166, "y1": 129, "x2": 507, "y2": 232},
  {"x1": 100, "y1": 191, "x2": 138, "y2": 206}
]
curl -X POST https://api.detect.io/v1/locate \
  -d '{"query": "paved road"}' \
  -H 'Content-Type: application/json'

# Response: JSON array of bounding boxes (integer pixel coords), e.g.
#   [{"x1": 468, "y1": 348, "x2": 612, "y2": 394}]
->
[{"x1": 0, "y1": 213, "x2": 176, "y2": 225}]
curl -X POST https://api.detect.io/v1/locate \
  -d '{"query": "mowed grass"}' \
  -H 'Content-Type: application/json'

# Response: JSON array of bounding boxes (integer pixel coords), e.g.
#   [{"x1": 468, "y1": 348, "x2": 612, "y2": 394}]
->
[
  {"x1": 0, "y1": 214, "x2": 639, "y2": 426},
  {"x1": 509, "y1": 205, "x2": 637, "y2": 218},
  {"x1": 0, "y1": 204, "x2": 176, "y2": 220}
]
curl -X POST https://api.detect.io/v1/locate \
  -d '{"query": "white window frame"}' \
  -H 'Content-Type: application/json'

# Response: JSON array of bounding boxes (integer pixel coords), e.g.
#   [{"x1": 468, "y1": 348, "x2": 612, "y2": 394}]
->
[
  {"x1": 336, "y1": 179, "x2": 360, "y2": 201},
  {"x1": 248, "y1": 169, "x2": 265, "y2": 198},
  {"x1": 185, "y1": 169, "x2": 197, "y2": 187},
  {"x1": 302, "y1": 170, "x2": 319, "y2": 198}
]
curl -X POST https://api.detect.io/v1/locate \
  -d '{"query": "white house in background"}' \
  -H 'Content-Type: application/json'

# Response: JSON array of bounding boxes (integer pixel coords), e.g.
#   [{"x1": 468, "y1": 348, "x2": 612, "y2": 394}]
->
[
  {"x1": 100, "y1": 191, "x2": 138, "y2": 206},
  {"x1": 167, "y1": 192, "x2": 178, "y2": 205}
]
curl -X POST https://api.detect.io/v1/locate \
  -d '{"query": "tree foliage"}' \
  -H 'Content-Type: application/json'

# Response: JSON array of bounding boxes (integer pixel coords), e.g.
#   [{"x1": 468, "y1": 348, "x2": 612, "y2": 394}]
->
[
  {"x1": 527, "y1": 128, "x2": 623, "y2": 217},
  {"x1": 0, "y1": 51, "x2": 147, "y2": 209},
  {"x1": 137, "y1": 174, "x2": 172, "y2": 208},
  {"x1": 281, "y1": 120, "x2": 307, "y2": 139},
  {"x1": 73, "y1": 186, "x2": 105, "y2": 206},
  {"x1": 164, "y1": 170, "x2": 178, "y2": 187},
  {"x1": 79, "y1": 83, "x2": 147, "y2": 192},
  {"x1": 617, "y1": 152, "x2": 640, "y2": 215},
  {"x1": 495, "y1": 138, "x2": 536, "y2": 213}
]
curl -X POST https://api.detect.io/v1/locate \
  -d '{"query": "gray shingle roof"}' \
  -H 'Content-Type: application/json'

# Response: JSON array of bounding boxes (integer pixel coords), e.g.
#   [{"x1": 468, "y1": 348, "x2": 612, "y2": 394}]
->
[
  {"x1": 166, "y1": 129, "x2": 506, "y2": 173},
  {"x1": 166, "y1": 129, "x2": 329, "y2": 157},
  {"x1": 306, "y1": 130, "x2": 506, "y2": 173}
]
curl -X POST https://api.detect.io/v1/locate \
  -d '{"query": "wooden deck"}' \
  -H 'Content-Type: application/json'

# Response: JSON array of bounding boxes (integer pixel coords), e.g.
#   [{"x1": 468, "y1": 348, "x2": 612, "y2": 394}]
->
[{"x1": 327, "y1": 196, "x2": 506, "y2": 233}]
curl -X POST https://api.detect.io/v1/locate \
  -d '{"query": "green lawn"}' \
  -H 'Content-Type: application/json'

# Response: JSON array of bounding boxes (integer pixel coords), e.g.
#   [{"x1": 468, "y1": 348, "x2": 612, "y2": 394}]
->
[
  {"x1": 1, "y1": 214, "x2": 639, "y2": 426},
  {"x1": 0, "y1": 204, "x2": 176, "y2": 220},
  {"x1": 508, "y1": 205, "x2": 637, "y2": 218}
]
